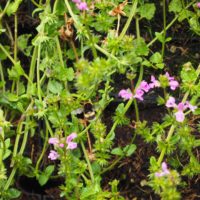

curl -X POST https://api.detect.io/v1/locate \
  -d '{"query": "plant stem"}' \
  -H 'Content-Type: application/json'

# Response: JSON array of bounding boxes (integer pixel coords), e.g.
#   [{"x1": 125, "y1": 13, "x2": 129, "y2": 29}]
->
[
  {"x1": 81, "y1": 141, "x2": 94, "y2": 183},
  {"x1": 35, "y1": 118, "x2": 49, "y2": 173},
  {"x1": 0, "y1": 61, "x2": 5, "y2": 92},
  {"x1": 36, "y1": 44, "x2": 42, "y2": 101},
  {"x1": 136, "y1": 17, "x2": 140, "y2": 39},
  {"x1": 14, "y1": 13, "x2": 18, "y2": 62},
  {"x1": 161, "y1": 0, "x2": 166, "y2": 58},
  {"x1": 0, "y1": 44, "x2": 15, "y2": 64},
  {"x1": 119, "y1": 0, "x2": 138, "y2": 40},
  {"x1": 27, "y1": 46, "x2": 38, "y2": 93},
  {"x1": 157, "y1": 125, "x2": 175, "y2": 165},
  {"x1": 147, "y1": 0, "x2": 195, "y2": 47}
]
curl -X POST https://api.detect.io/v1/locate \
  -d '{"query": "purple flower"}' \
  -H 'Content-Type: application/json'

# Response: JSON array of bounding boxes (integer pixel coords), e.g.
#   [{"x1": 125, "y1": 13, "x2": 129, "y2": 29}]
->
[
  {"x1": 177, "y1": 102, "x2": 186, "y2": 111},
  {"x1": 139, "y1": 81, "x2": 150, "y2": 93},
  {"x1": 66, "y1": 133, "x2": 77, "y2": 150},
  {"x1": 175, "y1": 110, "x2": 185, "y2": 122},
  {"x1": 166, "y1": 97, "x2": 177, "y2": 108},
  {"x1": 76, "y1": 2, "x2": 88, "y2": 10},
  {"x1": 149, "y1": 75, "x2": 160, "y2": 88},
  {"x1": 197, "y1": 2, "x2": 200, "y2": 8},
  {"x1": 72, "y1": 0, "x2": 81, "y2": 3},
  {"x1": 48, "y1": 150, "x2": 59, "y2": 160},
  {"x1": 165, "y1": 72, "x2": 174, "y2": 81},
  {"x1": 185, "y1": 101, "x2": 197, "y2": 112},
  {"x1": 133, "y1": 89, "x2": 144, "y2": 101},
  {"x1": 48, "y1": 137, "x2": 59, "y2": 145},
  {"x1": 155, "y1": 162, "x2": 170, "y2": 177},
  {"x1": 119, "y1": 89, "x2": 133, "y2": 100},
  {"x1": 169, "y1": 80, "x2": 179, "y2": 90}
]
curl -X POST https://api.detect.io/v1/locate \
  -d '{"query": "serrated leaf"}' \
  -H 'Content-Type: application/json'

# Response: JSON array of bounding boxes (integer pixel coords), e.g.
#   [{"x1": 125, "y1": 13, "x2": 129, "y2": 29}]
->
[
  {"x1": 169, "y1": 0, "x2": 183, "y2": 13},
  {"x1": 133, "y1": 38, "x2": 149, "y2": 56},
  {"x1": 48, "y1": 80, "x2": 63, "y2": 94},
  {"x1": 138, "y1": 3, "x2": 156, "y2": 20},
  {"x1": 6, "y1": 0, "x2": 23, "y2": 16},
  {"x1": 150, "y1": 52, "x2": 163, "y2": 64}
]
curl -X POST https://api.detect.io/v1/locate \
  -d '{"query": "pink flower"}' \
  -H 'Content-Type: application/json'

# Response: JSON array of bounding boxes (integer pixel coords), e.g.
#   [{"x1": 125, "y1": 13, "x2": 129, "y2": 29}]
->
[
  {"x1": 165, "y1": 72, "x2": 174, "y2": 81},
  {"x1": 177, "y1": 102, "x2": 186, "y2": 111},
  {"x1": 119, "y1": 89, "x2": 133, "y2": 100},
  {"x1": 175, "y1": 110, "x2": 185, "y2": 122},
  {"x1": 197, "y1": 2, "x2": 200, "y2": 8},
  {"x1": 185, "y1": 101, "x2": 197, "y2": 112},
  {"x1": 133, "y1": 89, "x2": 144, "y2": 101},
  {"x1": 48, "y1": 150, "x2": 59, "y2": 160},
  {"x1": 76, "y1": 2, "x2": 88, "y2": 10},
  {"x1": 166, "y1": 97, "x2": 176, "y2": 108},
  {"x1": 169, "y1": 80, "x2": 179, "y2": 90},
  {"x1": 149, "y1": 75, "x2": 160, "y2": 88},
  {"x1": 66, "y1": 133, "x2": 77, "y2": 150},
  {"x1": 165, "y1": 72, "x2": 179, "y2": 90},
  {"x1": 155, "y1": 162, "x2": 170, "y2": 177},
  {"x1": 139, "y1": 81, "x2": 150, "y2": 93},
  {"x1": 72, "y1": 0, "x2": 81, "y2": 3},
  {"x1": 48, "y1": 137, "x2": 59, "y2": 145}
]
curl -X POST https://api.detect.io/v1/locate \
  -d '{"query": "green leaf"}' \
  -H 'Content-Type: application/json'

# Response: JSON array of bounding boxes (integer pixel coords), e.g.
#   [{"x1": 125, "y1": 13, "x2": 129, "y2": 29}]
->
[
  {"x1": 111, "y1": 147, "x2": 124, "y2": 156},
  {"x1": 150, "y1": 52, "x2": 163, "y2": 64},
  {"x1": 7, "y1": 188, "x2": 21, "y2": 199},
  {"x1": 54, "y1": 0, "x2": 66, "y2": 15},
  {"x1": 178, "y1": 9, "x2": 194, "y2": 22},
  {"x1": 133, "y1": 38, "x2": 149, "y2": 56},
  {"x1": 0, "y1": 45, "x2": 10, "y2": 60},
  {"x1": 6, "y1": 0, "x2": 23, "y2": 16},
  {"x1": 138, "y1": 3, "x2": 156, "y2": 20},
  {"x1": 169, "y1": 0, "x2": 183, "y2": 13},
  {"x1": 38, "y1": 174, "x2": 49, "y2": 186},
  {"x1": 48, "y1": 80, "x2": 63, "y2": 94},
  {"x1": 8, "y1": 62, "x2": 25, "y2": 80},
  {"x1": 123, "y1": 144, "x2": 137, "y2": 157},
  {"x1": 44, "y1": 165, "x2": 55, "y2": 176},
  {"x1": 66, "y1": 67, "x2": 74, "y2": 81}
]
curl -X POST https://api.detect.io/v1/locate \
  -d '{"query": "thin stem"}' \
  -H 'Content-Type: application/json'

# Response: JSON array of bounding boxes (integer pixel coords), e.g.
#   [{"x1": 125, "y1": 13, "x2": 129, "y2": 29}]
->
[
  {"x1": 157, "y1": 125, "x2": 175, "y2": 165},
  {"x1": 35, "y1": 119, "x2": 49, "y2": 173},
  {"x1": 0, "y1": 61, "x2": 5, "y2": 92},
  {"x1": 81, "y1": 141, "x2": 94, "y2": 183},
  {"x1": 27, "y1": 46, "x2": 38, "y2": 93},
  {"x1": 56, "y1": 37, "x2": 65, "y2": 68},
  {"x1": 36, "y1": 44, "x2": 42, "y2": 101},
  {"x1": 119, "y1": 0, "x2": 138, "y2": 40},
  {"x1": 133, "y1": 99, "x2": 139, "y2": 122},
  {"x1": 136, "y1": 17, "x2": 140, "y2": 39},
  {"x1": 161, "y1": 0, "x2": 166, "y2": 58},
  {"x1": 147, "y1": 0, "x2": 195, "y2": 47},
  {"x1": 116, "y1": 14, "x2": 121, "y2": 36},
  {"x1": 14, "y1": 13, "x2": 18, "y2": 62},
  {"x1": 0, "y1": 0, "x2": 11, "y2": 20},
  {"x1": 0, "y1": 44, "x2": 15, "y2": 64}
]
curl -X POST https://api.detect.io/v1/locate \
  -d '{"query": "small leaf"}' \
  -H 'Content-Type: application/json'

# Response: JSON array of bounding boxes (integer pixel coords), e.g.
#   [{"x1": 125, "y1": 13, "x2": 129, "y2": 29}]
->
[
  {"x1": 111, "y1": 147, "x2": 124, "y2": 156},
  {"x1": 150, "y1": 52, "x2": 163, "y2": 64},
  {"x1": 48, "y1": 80, "x2": 63, "y2": 94},
  {"x1": 133, "y1": 38, "x2": 149, "y2": 56},
  {"x1": 44, "y1": 165, "x2": 55, "y2": 176},
  {"x1": 123, "y1": 144, "x2": 137, "y2": 157},
  {"x1": 7, "y1": 188, "x2": 21, "y2": 199},
  {"x1": 6, "y1": 0, "x2": 23, "y2": 16},
  {"x1": 38, "y1": 174, "x2": 49, "y2": 186},
  {"x1": 169, "y1": 0, "x2": 183, "y2": 13},
  {"x1": 138, "y1": 3, "x2": 156, "y2": 20}
]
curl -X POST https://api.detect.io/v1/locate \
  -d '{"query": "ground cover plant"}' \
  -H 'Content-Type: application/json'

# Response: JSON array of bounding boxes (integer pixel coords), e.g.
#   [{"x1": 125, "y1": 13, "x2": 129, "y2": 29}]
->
[{"x1": 0, "y1": 0, "x2": 200, "y2": 199}]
